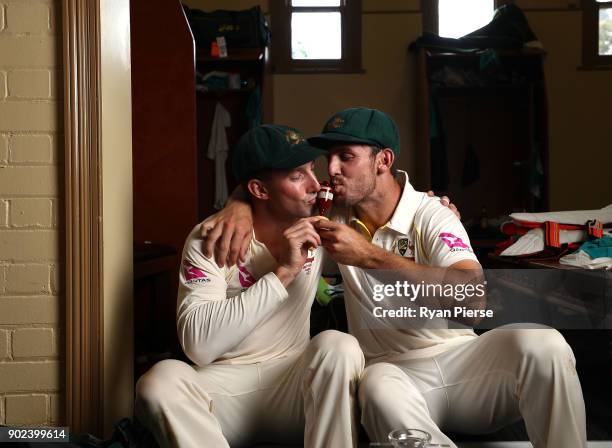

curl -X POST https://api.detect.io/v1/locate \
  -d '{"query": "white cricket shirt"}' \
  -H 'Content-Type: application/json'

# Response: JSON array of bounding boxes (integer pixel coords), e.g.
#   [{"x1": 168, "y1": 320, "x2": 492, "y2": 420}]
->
[
  {"x1": 177, "y1": 225, "x2": 323, "y2": 366},
  {"x1": 332, "y1": 171, "x2": 480, "y2": 363}
]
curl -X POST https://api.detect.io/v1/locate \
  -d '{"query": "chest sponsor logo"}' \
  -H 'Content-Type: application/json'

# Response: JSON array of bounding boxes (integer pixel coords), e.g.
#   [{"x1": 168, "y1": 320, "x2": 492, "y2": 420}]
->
[
  {"x1": 184, "y1": 262, "x2": 210, "y2": 284},
  {"x1": 238, "y1": 265, "x2": 256, "y2": 288},
  {"x1": 439, "y1": 232, "x2": 471, "y2": 252}
]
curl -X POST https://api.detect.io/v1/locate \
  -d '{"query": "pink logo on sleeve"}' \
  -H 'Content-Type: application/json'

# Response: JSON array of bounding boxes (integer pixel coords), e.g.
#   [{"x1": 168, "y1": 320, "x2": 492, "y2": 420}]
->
[
  {"x1": 238, "y1": 265, "x2": 255, "y2": 288},
  {"x1": 303, "y1": 255, "x2": 315, "y2": 274},
  {"x1": 439, "y1": 232, "x2": 470, "y2": 250},
  {"x1": 183, "y1": 262, "x2": 210, "y2": 284}
]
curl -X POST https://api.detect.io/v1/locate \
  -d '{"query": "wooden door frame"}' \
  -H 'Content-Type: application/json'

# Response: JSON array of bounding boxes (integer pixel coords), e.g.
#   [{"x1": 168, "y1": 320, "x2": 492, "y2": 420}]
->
[
  {"x1": 62, "y1": 0, "x2": 104, "y2": 435},
  {"x1": 62, "y1": 0, "x2": 134, "y2": 437}
]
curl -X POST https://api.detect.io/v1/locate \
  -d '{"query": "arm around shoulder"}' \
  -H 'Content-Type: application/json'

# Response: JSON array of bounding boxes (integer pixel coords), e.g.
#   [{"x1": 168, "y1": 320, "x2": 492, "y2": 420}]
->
[
  {"x1": 176, "y1": 230, "x2": 289, "y2": 366},
  {"x1": 200, "y1": 185, "x2": 254, "y2": 267}
]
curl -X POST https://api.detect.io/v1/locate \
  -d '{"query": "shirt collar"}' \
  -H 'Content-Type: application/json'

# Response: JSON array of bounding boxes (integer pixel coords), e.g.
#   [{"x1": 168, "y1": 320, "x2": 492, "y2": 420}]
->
[
  {"x1": 386, "y1": 171, "x2": 421, "y2": 235},
  {"x1": 348, "y1": 170, "x2": 421, "y2": 238}
]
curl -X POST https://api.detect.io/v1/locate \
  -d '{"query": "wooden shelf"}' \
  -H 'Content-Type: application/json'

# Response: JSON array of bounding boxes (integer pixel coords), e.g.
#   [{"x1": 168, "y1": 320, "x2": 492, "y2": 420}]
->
[
  {"x1": 433, "y1": 84, "x2": 530, "y2": 97},
  {"x1": 196, "y1": 87, "x2": 256, "y2": 98},
  {"x1": 196, "y1": 47, "x2": 264, "y2": 62},
  {"x1": 195, "y1": 44, "x2": 271, "y2": 220},
  {"x1": 425, "y1": 47, "x2": 547, "y2": 59}
]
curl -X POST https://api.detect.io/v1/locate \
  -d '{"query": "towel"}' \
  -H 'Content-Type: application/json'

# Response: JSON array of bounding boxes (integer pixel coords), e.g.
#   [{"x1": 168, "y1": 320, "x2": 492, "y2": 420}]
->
[
  {"x1": 207, "y1": 102, "x2": 231, "y2": 210},
  {"x1": 560, "y1": 235, "x2": 612, "y2": 270}
]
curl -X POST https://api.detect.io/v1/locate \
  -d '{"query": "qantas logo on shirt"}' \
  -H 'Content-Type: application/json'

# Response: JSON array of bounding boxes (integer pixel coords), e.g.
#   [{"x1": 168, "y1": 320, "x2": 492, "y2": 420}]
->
[
  {"x1": 238, "y1": 265, "x2": 255, "y2": 288},
  {"x1": 184, "y1": 262, "x2": 210, "y2": 284},
  {"x1": 439, "y1": 232, "x2": 471, "y2": 252},
  {"x1": 303, "y1": 255, "x2": 315, "y2": 274}
]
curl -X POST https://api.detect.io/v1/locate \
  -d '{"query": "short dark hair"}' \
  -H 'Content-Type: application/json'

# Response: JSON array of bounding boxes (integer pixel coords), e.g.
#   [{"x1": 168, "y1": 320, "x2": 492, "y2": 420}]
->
[{"x1": 369, "y1": 146, "x2": 398, "y2": 177}]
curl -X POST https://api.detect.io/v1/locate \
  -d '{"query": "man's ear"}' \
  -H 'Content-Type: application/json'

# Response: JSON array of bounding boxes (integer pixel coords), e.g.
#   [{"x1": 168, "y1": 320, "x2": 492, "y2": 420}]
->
[
  {"x1": 376, "y1": 148, "x2": 395, "y2": 174},
  {"x1": 247, "y1": 179, "x2": 269, "y2": 200}
]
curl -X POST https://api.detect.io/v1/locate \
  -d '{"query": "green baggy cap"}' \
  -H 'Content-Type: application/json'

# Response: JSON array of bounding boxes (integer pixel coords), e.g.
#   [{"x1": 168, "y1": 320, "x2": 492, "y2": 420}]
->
[
  {"x1": 232, "y1": 124, "x2": 327, "y2": 183},
  {"x1": 309, "y1": 107, "x2": 400, "y2": 156}
]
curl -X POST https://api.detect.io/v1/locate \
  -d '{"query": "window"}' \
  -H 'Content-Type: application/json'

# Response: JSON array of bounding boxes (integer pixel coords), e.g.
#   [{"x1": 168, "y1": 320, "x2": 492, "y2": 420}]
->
[
  {"x1": 422, "y1": 0, "x2": 496, "y2": 37},
  {"x1": 583, "y1": 0, "x2": 612, "y2": 68},
  {"x1": 438, "y1": 0, "x2": 495, "y2": 38},
  {"x1": 270, "y1": 0, "x2": 362, "y2": 74}
]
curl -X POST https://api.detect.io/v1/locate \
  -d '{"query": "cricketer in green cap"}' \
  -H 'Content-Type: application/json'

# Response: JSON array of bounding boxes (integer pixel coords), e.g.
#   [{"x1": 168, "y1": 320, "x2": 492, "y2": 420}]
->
[
  {"x1": 232, "y1": 124, "x2": 326, "y2": 220},
  {"x1": 307, "y1": 108, "x2": 401, "y2": 208},
  {"x1": 232, "y1": 124, "x2": 326, "y2": 183},
  {"x1": 308, "y1": 107, "x2": 400, "y2": 156},
  {"x1": 136, "y1": 122, "x2": 366, "y2": 448}
]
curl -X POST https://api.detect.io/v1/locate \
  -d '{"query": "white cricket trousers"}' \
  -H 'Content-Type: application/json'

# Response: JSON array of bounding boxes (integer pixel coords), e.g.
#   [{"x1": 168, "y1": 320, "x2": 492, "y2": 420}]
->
[
  {"x1": 135, "y1": 330, "x2": 365, "y2": 448},
  {"x1": 359, "y1": 326, "x2": 586, "y2": 448}
]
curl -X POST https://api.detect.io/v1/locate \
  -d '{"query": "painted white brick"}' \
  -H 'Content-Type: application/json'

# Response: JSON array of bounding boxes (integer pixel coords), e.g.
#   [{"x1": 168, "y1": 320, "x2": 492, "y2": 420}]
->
[
  {"x1": 5, "y1": 394, "x2": 48, "y2": 425},
  {"x1": 0, "y1": 362, "x2": 60, "y2": 393},
  {"x1": 49, "y1": 394, "x2": 63, "y2": 426},
  {"x1": 0, "y1": 201, "x2": 7, "y2": 228},
  {"x1": 50, "y1": 134, "x2": 62, "y2": 165},
  {"x1": 0, "y1": 102, "x2": 58, "y2": 132},
  {"x1": 0, "y1": 0, "x2": 63, "y2": 419},
  {"x1": 49, "y1": 263, "x2": 62, "y2": 294},
  {"x1": 49, "y1": 1, "x2": 58, "y2": 34},
  {"x1": 0, "y1": 4, "x2": 5, "y2": 32},
  {"x1": 50, "y1": 199, "x2": 59, "y2": 228},
  {"x1": 0, "y1": 134, "x2": 8, "y2": 164},
  {"x1": 0, "y1": 71, "x2": 6, "y2": 100},
  {"x1": 0, "y1": 297, "x2": 60, "y2": 325},
  {"x1": 13, "y1": 328, "x2": 55, "y2": 358},
  {"x1": 5, "y1": 2, "x2": 50, "y2": 34},
  {"x1": 6, "y1": 264, "x2": 50, "y2": 295},
  {"x1": 0, "y1": 230, "x2": 60, "y2": 262},
  {"x1": 51, "y1": 327, "x2": 62, "y2": 357},
  {"x1": 0, "y1": 329, "x2": 9, "y2": 360},
  {"x1": 0, "y1": 166, "x2": 58, "y2": 196},
  {"x1": 0, "y1": 263, "x2": 5, "y2": 293},
  {"x1": 49, "y1": 70, "x2": 60, "y2": 99},
  {"x1": 9, "y1": 198, "x2": 53, "y2": 228},
  {"x1": 10, "y1": 135, "x2": 53, "y2": 164},
  {"x1": 8, "y1": 70, "x2": 51, "y2": 99},
  {"x1": 0, "y1": 36, "x2": 58, "y2": 67}
]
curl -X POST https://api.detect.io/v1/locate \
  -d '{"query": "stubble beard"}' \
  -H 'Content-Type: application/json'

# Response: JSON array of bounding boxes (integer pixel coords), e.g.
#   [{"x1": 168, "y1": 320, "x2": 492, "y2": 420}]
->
[{"x1": 335, "y1": 171, "x2": 376, "y2": 207}]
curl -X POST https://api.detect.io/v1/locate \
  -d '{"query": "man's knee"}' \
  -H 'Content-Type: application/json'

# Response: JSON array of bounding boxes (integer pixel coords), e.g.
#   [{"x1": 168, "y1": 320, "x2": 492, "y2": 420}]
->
[
  {"x1": 512, "y1": 327, "x2": 570, "y2": 357},
  {"x1": 310, "y1": 330, "x2": 364, "y2": 373},
  {"x1": 498, "y1": 327, "x2": 575, "y2": 374},
  {"x1": 359, "y1": 363, "x2": 421, "y2": 411},
  {"x1": 136, "y1": 359, "x2": 194, "y2": 411}
]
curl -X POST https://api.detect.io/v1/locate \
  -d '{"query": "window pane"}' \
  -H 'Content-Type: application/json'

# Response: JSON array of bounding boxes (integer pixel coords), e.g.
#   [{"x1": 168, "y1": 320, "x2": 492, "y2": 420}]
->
[
  {"x1": 291, "y1": 12, "x2": 341, "y2": 59},
  {"x1": 439, "y1": 0, "x2": 495, "y2": 38},
  {"x1": 292, "y1": 0, "x2": 341, "y2": 6},
  {"x1": 600, "y1": 7, "x2": 612, "y2": 55}
]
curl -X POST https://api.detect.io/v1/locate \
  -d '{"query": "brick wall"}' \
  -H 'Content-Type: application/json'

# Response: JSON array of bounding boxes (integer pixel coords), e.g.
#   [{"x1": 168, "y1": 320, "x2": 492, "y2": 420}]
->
[{"x1": 0, "y1": 0, "x2": 63, "y2": 426}]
